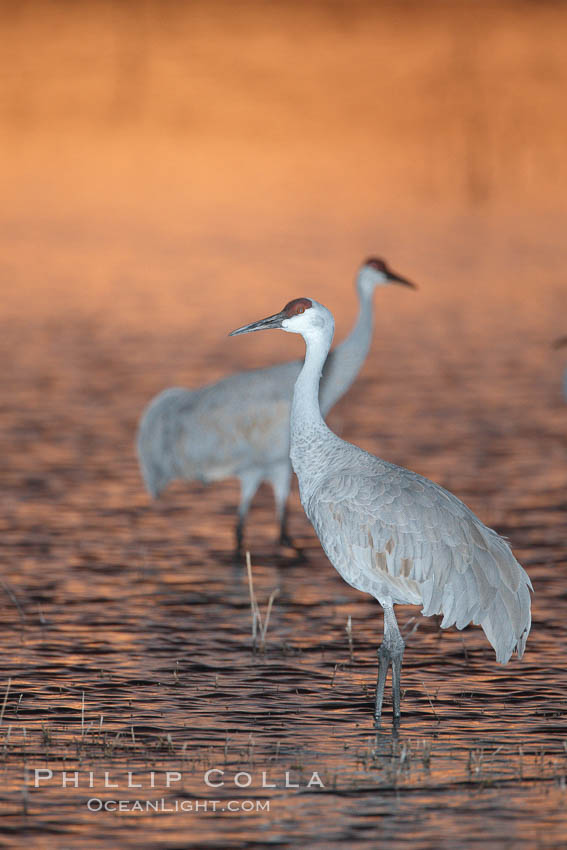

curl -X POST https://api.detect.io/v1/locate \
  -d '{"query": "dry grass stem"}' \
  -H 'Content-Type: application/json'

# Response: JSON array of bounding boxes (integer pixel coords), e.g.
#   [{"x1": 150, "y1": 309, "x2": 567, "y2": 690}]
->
[
  {"x1": 245, "y1": 551, "x2": 280, "y2": 652},
  {"x1": 0, "y1": 679, "x2": 12, "y2": 727}
]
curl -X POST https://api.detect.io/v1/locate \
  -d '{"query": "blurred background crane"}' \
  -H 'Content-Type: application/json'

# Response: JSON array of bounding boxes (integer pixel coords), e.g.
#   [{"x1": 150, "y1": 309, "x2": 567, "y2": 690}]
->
[{"x1": 137, "y1": 258, "x2": 415, "y2": 556}]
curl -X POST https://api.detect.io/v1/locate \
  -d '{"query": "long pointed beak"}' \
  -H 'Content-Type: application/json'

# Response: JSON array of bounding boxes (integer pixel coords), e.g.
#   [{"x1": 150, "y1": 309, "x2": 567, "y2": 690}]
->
[
  {"x1": 229, "y1": 311, "x2": 286, "y2": 336},
  {"x1": 387, "y1": 270, "x2": 417, "y2": 289},
  {"x1": 553, "y1": 336, "x2": 567, "y2": 350}
]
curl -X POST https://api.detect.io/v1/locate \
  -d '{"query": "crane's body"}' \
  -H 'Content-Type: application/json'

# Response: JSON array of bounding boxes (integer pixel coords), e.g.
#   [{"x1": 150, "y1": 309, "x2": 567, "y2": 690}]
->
[
  {"x1": 137, "y1": 259, "x2": 414, "y2": 554},
  {"x1": 138, "y1": 360, "x2": 298, "y2": 495},
  {"x1": 230, "y1": 297, "x2": 532, "y2": 724}
]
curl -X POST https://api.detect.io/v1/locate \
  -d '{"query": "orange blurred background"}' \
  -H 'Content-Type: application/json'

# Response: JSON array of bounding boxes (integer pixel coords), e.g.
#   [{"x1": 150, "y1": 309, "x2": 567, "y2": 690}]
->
[{"x1": 2, "y1": 0, "x2": 566, "y2": 346}]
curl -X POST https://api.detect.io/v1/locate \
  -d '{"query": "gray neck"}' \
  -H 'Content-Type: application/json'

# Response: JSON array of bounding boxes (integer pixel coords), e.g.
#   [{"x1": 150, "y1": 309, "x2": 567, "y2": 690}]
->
[
  {"x1": 290, "y1": 328, "x2": 335, "y2": 479},
  {"x1": 319, "y1": 285, "x2": 374, "y2": 415}
]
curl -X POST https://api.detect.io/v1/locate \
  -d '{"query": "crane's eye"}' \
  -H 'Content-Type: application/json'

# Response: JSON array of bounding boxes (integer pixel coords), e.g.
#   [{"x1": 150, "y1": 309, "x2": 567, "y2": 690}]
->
[{"x1": 283, "y1": 297, "x2": 312, "y2": 318}]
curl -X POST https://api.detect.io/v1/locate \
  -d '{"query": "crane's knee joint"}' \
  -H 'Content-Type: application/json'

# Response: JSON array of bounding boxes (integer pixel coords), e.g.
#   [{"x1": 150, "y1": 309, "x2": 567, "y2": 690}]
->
[{"x1": 378, "y1": 640, "x2": 405, "y2": 658}]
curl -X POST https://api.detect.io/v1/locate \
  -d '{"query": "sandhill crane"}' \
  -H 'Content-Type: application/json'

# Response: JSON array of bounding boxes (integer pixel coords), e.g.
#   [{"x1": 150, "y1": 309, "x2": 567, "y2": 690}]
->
[
  {"x1": 137, "y1": 258, "x2": 415, "y2": 557},
  {"x1": 230, "y1": 298, "x2": 532, "y2": 724},
  {"x1": 553, "y1": 336, "x2": 567, "y2": 399}
]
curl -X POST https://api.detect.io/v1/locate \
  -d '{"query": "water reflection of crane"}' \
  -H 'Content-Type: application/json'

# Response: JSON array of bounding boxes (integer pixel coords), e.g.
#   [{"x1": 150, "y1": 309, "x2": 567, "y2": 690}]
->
[
  {"x1": 553, "y1": 336, "x2": 567, "y2": 399},
  {"x1": 137, "y1": 258, "x2": 415, "y2": 558},
  {"x1": 230, "y1": 297, "x2": 532, "y2": 725}
]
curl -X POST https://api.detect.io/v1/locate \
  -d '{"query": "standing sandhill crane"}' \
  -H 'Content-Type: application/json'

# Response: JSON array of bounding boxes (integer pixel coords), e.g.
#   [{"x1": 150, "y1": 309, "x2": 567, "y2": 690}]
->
[
  {"x1": 230, "y1": 298, "x2": 532, "y2": 724},
  {"x1": 137, "y1": 258, "x2": 415, "y2": 557}
]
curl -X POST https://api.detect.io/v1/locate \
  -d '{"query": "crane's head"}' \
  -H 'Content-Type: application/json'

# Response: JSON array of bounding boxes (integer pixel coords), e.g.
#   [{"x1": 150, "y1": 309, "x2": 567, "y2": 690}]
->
[
  {"x1": 357, "y1": 257, "x2": 416, "y2": 297},
  {"x1": 229, "y1": 298, "x2": 334, "y2": 341}
]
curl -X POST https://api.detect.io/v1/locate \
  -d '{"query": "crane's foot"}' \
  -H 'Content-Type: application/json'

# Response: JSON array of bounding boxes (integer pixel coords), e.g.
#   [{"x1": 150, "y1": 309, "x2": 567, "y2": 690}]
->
[
  {"x1": 278, "y1": 532, "x2": 308, "y2": 562},
  {"x1": 232, "y1": 515, "x2": 247, "y2": 561},
  {"x1": 232, "y1": 546, "x2": 245, "y2": 566},
  {"x1": 278, "y1": 530, "x2": 301, "y2": 550},
  {"x1": 374, "y1": 716, "x2": 401, "y2": 736},
  {"x1": 232, "y1": 544, "x2": 244, "y2": 564},
  {"x1": 278, "y1": 515, "x2": 308, "y2": 560}
]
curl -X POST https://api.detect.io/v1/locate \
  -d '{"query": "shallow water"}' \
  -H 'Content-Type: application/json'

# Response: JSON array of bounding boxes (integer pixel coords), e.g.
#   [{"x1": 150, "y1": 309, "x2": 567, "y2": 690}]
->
[
  {"x1": 2, "y1": 289, "x2": 567, "y2": 849},
  {"x1": 2, "y1": 1, "x2": 567, "y2": 847}
]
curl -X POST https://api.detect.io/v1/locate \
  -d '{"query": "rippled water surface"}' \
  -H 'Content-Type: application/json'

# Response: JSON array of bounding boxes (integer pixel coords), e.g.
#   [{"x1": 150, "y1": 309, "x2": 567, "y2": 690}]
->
[{"x1": 2, "y1": 2, "x2": 567, "y2": 847}]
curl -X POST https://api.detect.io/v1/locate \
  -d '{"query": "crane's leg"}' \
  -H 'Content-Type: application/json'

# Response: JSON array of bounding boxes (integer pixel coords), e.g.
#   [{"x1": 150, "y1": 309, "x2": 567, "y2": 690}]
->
[
  {"x1": 268, "y1": 461, "x2": 295, "y2": 547},
  {"x1": 375, "y1": 602, "x2": 405, "y2": 726},
  {"x1": 270, "y1": 463, "x2": 306, "y2": 558},
  {"x1": 234, "y1": 470, "x2": 263, "y2": 560}
]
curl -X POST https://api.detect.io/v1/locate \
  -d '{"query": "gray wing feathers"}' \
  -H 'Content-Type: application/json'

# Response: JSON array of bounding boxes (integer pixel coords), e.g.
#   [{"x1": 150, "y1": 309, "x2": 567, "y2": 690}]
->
[{"x1": 309, "y1": 462, "x2": 532, "y2": 664}]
